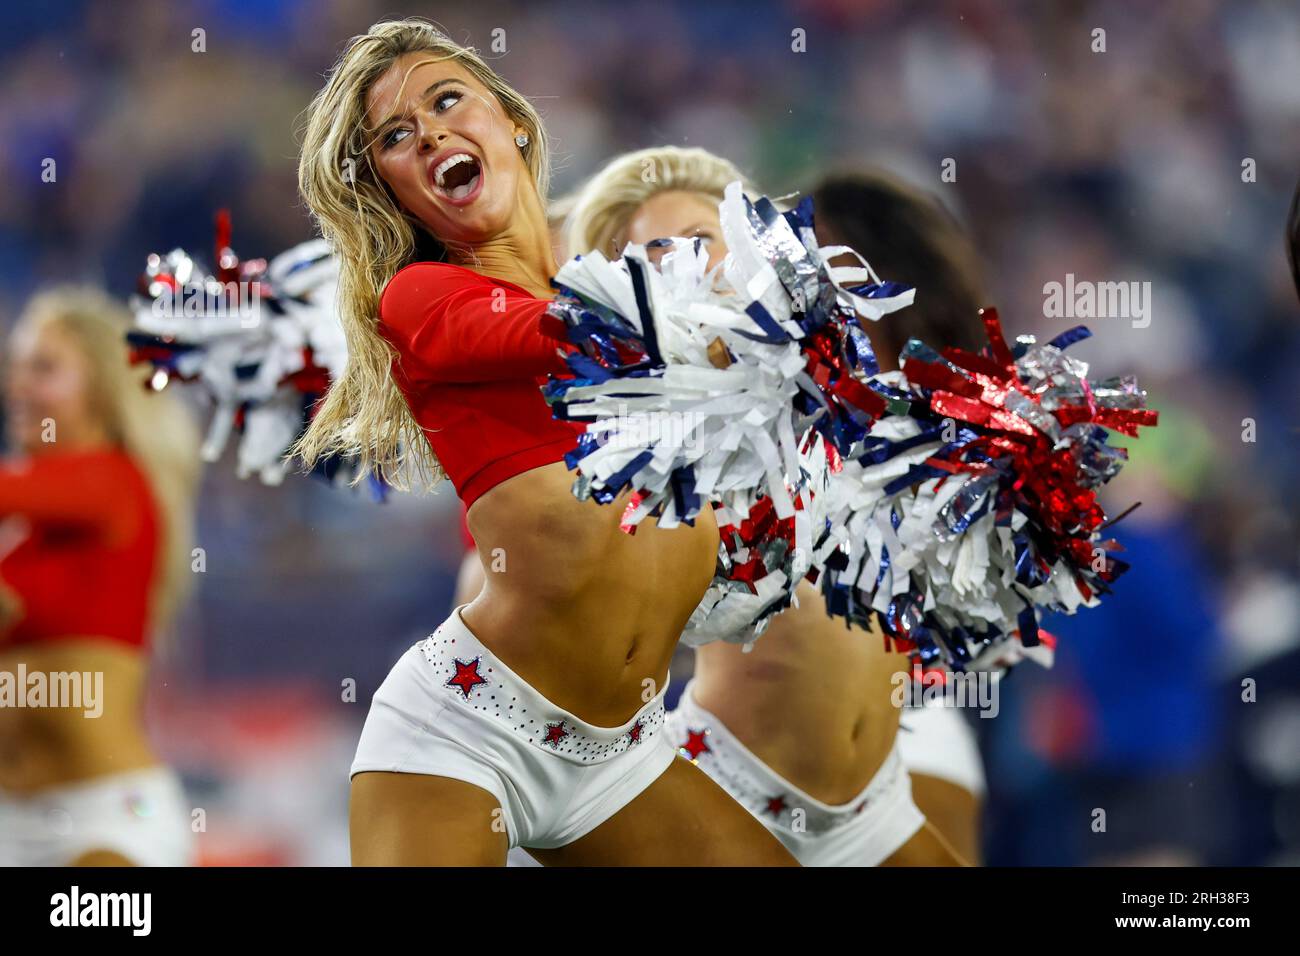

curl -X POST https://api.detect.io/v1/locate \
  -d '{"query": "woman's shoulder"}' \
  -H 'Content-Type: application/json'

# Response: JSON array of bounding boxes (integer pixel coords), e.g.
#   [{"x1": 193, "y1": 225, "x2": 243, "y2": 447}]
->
[
  {"x1": 390, "y1": 259, "x2": 489, "y2": 283},
  {"x1": 72, "y1": 447, "x2": 154, "y2": 504},
  {"x1": 0, "y1": 446, "x2": 155, "y2": 532},
  {"x1": 385, "y1": 261, "x2": 538, "y2": 299},
  {"x1": 384, "y1": 260, "x2": 487, "y2": 300},
  {"x1": 3, "y1": 446, "x2": 134, "y2": 479},
  {"x1": 379, "y1": 262, "x2": 467, "y2": 336},
  {"x1": 379, "y1": 261, "x2": 543, "y2": 341},
  {"x1": 381, "y1": 261, "x2": 507, "y2": 322}
]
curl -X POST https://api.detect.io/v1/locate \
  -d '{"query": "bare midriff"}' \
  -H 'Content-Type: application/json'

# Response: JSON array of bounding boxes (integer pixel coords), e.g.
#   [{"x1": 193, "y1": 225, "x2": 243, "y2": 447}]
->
[
  {"x1": 462, "y1": 460, "x2": 720, "y2": 728},
  {"x1": 0, "y1": 640, "x2": 160, "y2": 795},
  {"x1": 691, "y1": 580, "x2": 907, "y2": 806}
]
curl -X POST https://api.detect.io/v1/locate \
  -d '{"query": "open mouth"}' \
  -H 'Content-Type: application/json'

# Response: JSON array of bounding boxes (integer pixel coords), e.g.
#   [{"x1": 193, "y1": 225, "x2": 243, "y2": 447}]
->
[{"x1": 432, "y1": 152, "x2": 483, "y2": 202}]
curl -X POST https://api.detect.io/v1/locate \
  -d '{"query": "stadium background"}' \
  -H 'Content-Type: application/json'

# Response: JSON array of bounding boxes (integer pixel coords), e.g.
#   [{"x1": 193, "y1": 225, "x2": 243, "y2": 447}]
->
[{"x1": 1, "y1": 0, "x2": 1297, "y2": 865}]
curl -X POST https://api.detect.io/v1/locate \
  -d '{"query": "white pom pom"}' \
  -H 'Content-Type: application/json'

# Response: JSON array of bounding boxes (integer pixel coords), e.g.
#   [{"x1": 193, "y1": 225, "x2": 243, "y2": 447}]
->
[{"x1": 131, "y1": 239, "x2": 347, "y2": 484}]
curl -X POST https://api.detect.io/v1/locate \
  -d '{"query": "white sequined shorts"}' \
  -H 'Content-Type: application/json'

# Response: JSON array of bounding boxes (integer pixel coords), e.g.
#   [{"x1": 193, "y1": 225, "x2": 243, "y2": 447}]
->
[
  {"x1": 0, "y1": 766, "x2": 195, "y2": 867},
  {"x1": 664, "y1": 681, "x2": 925, "y2": 866},
  {"x1": 351, "y1": 606, "x2": 677, "y2": 851}
]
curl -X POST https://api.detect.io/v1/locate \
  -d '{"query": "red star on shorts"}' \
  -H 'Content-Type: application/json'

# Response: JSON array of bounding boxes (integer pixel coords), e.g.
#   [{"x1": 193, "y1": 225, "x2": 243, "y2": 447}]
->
[
  {"x1": 445, "y1": 657, "x2": 489, "y2": 699},
  {"x1": 679, "y1": 729, "x2": 711, "y2": 760},
  {"x1": 628, "y1": 720, "x2": 644, "y2": 746},
  {"x1": 764, "y1": 795, "x2": 788, "y2": 817},
  {"x1": 543, "y1": 721, "x2": 569, "y2": 748}
]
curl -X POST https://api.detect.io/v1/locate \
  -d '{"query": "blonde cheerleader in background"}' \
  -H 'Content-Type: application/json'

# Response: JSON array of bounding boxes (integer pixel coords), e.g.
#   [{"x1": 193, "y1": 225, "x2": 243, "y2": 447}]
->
[{"x1": 0, "y1": 287, "x2": 200, "y2": 866}]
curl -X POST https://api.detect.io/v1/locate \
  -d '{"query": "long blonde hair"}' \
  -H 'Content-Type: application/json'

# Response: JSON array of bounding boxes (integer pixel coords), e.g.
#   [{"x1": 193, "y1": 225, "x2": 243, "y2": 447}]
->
[
  {"x1": 566, "y1": 146, "x2": 757, "y2": 259},
  {"x1": 15, "y1": 287, "x2": 201, "y2": 637},
  {"x1": 294, "y1": 18, "x2": 551, "y2": 490}
]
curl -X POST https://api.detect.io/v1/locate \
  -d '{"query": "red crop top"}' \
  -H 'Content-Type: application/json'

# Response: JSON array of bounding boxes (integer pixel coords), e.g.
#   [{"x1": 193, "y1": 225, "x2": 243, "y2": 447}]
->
[
  {"x1": 0, "y1": 448, "x2": 159, "y2": 649},
  {"x1": 378, "y1": 261, "x2": 585, "y2": 510}
]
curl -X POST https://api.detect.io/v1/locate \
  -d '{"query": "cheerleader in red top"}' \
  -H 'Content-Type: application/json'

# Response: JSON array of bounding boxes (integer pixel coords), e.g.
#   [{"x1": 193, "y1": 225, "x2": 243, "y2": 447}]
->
[
  {"x1": 0, "y1": 287, "x2": 200, "y2": 866},
  {"x1": 296, "y1": 19, "x2": 794, "y2": 865}
]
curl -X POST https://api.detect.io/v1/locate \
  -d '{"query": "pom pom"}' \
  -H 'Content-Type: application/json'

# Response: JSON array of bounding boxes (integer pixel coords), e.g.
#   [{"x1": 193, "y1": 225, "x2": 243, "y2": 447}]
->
[
  {"x1": 543, "y1": 182, "x2": 912, "y2": 532},
  {"x1": 542, "y1": 182, "x2": 912, "y2": 643},
  {"x1": 540, "y1": 185, "x2": 1155, "y2": 658},
  {"x1": 811, "y1": 308, "x2": 1157, "y2": 671},
  {"x1": 682, "y1": 433, "x2": 834, "y2": 646},
  {"x1": 128, "y1": 216, "x2": 372, "y2": 492}
]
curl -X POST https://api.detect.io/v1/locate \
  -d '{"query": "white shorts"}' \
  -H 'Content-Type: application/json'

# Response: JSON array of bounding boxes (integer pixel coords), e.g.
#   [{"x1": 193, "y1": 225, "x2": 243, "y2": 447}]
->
[
  {"x1": 0, "y1": 766, "x2": 194, "y2": 867},
  {"x1": 897, "y1": 703, "x2": 987, "y2": 798},
  {"x1": 664, "y1": 682, "x2": 925, "y2": 866},
  {"x1": 351, "y1": 606, "x2": 678, "y2": 851}
]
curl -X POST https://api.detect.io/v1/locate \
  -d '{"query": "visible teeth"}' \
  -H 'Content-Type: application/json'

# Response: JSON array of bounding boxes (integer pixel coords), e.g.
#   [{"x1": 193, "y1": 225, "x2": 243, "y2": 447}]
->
[{"x1": 434, "y1": 153, "x2": 475, "y2": 187}]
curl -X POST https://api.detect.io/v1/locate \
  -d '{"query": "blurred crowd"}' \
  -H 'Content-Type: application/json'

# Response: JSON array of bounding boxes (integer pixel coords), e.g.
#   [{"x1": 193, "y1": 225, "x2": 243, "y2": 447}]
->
[{"x1": 1, "y1": 0, "x2": 1297, "y2": 864}]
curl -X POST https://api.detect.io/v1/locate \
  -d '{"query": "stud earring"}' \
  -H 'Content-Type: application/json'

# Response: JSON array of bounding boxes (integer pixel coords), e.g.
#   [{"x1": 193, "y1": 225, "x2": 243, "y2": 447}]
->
[{"x1": 515, "y1": 132, "x2": 529, "y2": 148}]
